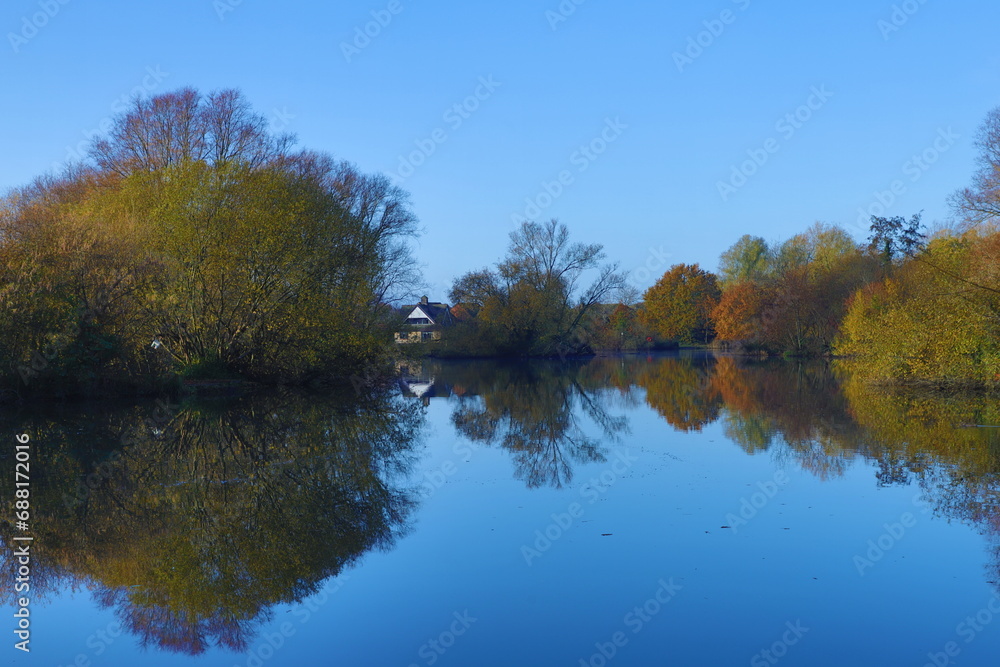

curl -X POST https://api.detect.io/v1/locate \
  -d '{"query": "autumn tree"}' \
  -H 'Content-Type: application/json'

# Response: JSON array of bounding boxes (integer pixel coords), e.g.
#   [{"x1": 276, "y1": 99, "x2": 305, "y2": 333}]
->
[
  {"x1": 760, "y1": 224, "x2": 871, "y2": 354},
  {"x1": 758, "y1": 267, "x2": 825, "y2": 354},
  {"x1": 0, "y1": 169, "x2": 162, "y2": 392},
  {"x1": 837, "y1": 228, "x2": 1000, "y2": 386},
  {"x1": 712, "y1": 223, "x2": 872, "y2": 355},
  {"x1": 586, "y1": 303, "x2": 655, "y2": 352},
  {"x1": 0, "y1": 87, "x2": 420, "y2": 391},
  {"x1": 633, "y1": 356, "x2": 721, "y2": 431},
  {"x1": 449, "y1": 219, "x2": 626, "y2": 356},
  {"x1": 766, "y1": 222, "x2": 860, "y2": 276},
  {"x1": 640, "y1": 264, "x2": 720, "y2": 344},
  {"x1": 711, "y1": 281, "x2": 767, "y2": 344}
]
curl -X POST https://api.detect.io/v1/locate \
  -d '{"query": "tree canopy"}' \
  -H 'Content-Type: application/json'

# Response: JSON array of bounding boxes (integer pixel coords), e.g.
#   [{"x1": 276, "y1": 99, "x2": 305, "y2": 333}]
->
[
  {"x1": 718, "y1": 234, "x2": 771, "y2": 287},
  {"x1": 640, "y1": 263, "x2": 720, "y2": 344},
  {"x1": 0, "y1": 88, "x2": 419, "y2": 392},
  {"x1": 448, "y1": 219, "x2": 625, "y2": 356}
]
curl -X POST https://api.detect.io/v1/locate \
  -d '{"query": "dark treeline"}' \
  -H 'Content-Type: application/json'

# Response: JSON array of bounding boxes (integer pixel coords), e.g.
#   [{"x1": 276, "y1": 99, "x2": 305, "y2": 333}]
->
[
  {"x1": 420, "y1": 354, "x2": 1000, "y2": 492},
  {"x1": 0, "y1": 88, "x2": 420, "y2": 398}
]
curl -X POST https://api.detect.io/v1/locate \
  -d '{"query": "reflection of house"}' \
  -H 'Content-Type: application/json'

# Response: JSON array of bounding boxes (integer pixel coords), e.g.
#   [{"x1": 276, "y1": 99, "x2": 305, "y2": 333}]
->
[
  {"x1": 396, "y1": 361, "x2": 454, "y2": 403},
  {"x1": 404, "y1": 378, "x2": 436, "y2": 398},
  {"x1": 394, "y1": 296, "x2": 454, "y2": 344}
]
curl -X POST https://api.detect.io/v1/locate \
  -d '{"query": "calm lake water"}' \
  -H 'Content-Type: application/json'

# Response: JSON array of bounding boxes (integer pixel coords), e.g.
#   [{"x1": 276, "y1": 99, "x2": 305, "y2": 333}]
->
[{"x1": 5, "y1": 353, "x2": 1000, "y2": 666}]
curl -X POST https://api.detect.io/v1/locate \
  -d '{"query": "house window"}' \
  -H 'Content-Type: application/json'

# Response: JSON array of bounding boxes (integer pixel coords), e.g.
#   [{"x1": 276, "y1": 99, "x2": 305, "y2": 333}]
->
[
  {"x1": 421, "y1": 332, "x2": 434, "y2": 341},
  {"x1": 409, "y1": 318, "x2": 432, "y2": 325}
]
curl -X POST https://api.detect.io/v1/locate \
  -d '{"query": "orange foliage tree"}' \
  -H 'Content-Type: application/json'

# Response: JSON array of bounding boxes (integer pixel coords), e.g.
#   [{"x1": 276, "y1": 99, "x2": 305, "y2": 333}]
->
[
  {"x1": 711, "y1": 281, "x2": 768, "y2": 344},
  {"x1": 640, "y1": 263, "x2": 720, "y2": 344}
]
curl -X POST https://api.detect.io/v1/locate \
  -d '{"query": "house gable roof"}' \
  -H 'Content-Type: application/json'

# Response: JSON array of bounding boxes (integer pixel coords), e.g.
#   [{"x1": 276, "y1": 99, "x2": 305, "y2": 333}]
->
[
  {"x1": 407, "y1": 306, "x2": 436, "y2": 324},
  {"x1": 402, "y1": 302, "x2": 452, "y2": 325}
]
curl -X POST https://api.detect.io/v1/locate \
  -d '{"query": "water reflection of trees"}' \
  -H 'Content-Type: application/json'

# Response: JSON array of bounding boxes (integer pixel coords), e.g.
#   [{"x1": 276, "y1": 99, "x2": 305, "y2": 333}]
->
[
  {"x1": 427, "y1": 354, "x2": 1000, "y2": 552},
  {"x1": 0, "y1": 389, "x2": 422, "y2": 655},
  {"x1": 425, "y1": 355, "x2": 874, "y2": 488},
  {"x1": 629, "y1": 353, "x2": 1000, "y2": 593},
  {"x1": 845, "y1": 381, "x2": 1000, "y2": 592},
  {"x1": 16, "y1": 354, "x2": 1000, "y2": 653},
  {"x1": 430, "y1": 360, "x2": 629, "y2": 489},
  {"x1": 629, "y1": 353, "x2": 1000, "y2": 490},
  {"x1": 592, "y1": 354, "x2": 862, "y2": 479},
  {"x1": 430, "y1": 352, "x2": 1000, "y2": 587},
  {"x1": 633, "y1": 355, "x2": 722, "y2": 432},
  {"x1": 712, "y1": 357, "x2": 867, "y2": 480}
]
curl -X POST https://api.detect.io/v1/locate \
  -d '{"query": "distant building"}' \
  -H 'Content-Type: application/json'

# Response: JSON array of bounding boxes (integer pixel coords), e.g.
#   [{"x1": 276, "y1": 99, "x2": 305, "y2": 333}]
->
[{"x1": 394, "y1": 296, "x2": 454, "y2": 343}]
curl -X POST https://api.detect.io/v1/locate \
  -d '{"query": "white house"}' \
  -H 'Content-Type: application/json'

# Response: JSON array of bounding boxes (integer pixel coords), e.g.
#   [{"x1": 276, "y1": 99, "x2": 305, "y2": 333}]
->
[{"x1": 395, "y1": 296, "x2": 454, "y2": 343}]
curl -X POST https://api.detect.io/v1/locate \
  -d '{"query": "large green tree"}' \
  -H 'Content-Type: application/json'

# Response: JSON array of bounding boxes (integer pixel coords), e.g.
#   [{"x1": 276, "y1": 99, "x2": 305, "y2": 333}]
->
[{"x1": 718, "y1": 234, "x2": 771, "y2": 287}]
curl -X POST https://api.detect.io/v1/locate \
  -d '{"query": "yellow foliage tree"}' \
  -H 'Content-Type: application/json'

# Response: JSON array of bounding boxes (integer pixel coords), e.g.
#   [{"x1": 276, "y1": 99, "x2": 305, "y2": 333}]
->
[{"x1": 836, "y1": 230, "x2": 1000, "y2": 387}]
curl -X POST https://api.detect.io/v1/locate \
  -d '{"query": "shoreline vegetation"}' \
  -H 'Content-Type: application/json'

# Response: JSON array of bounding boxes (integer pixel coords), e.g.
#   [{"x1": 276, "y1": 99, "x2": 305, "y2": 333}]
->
[
  {"x1": 1, "y1": 88, "x2": 415, "y2": 402},
  {"x1": 3, "y1": 88, "x2": 1000, "y2": 400}
]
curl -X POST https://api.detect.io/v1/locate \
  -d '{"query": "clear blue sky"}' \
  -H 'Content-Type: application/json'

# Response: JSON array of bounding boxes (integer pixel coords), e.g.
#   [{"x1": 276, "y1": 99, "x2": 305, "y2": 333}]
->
[{"x1": 3, "y1": 0, "x2": 998, "y2": 298}]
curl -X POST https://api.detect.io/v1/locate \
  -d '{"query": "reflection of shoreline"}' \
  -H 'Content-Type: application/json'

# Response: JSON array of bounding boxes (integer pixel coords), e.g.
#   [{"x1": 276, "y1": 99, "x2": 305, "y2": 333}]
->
[
  {"x1": 8, "y1": 355, "x2": 1000, "y2": 657},
  {"x1": 423, "y1": 358, "x2": 631, "y2": 489},
  {"x1": 630, "y1": 354, "x2": 1000, "y2": 598},
  {"x1": 424, "y1": 354, "x2": 1000, "y2": 599},
  {"x1": 0, "y1": 389, "x2": 423, "y2": 655},
  {"x1": 418, "y1": 352, "x2": 1000, "y2": 521}
]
